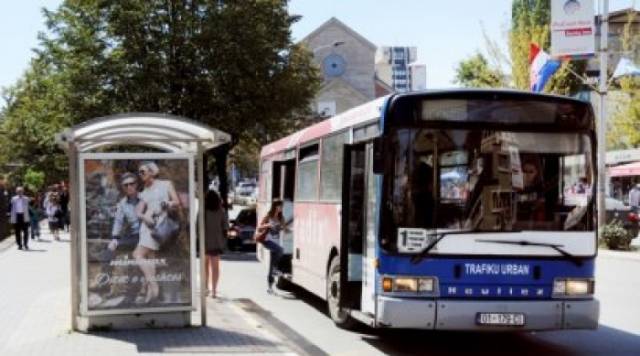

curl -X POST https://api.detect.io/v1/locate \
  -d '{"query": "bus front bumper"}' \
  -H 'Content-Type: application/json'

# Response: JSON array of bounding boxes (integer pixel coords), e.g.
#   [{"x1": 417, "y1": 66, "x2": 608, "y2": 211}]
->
[{"x1": 376, "y1": 296, "x2": 599, "y2": 330}]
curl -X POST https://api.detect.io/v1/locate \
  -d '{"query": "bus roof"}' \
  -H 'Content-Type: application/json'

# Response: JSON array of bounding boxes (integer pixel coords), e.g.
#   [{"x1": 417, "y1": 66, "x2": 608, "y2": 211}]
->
[
  {"x1": 260, "y1": 89, "x2": 592, "y2": 158},
  {"x1": 260, "y1": 96, "x2": 388, "y2": 158}
]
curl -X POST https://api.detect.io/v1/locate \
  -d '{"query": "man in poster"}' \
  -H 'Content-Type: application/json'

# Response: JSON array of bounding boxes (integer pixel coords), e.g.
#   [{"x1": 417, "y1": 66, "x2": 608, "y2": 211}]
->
[{"x1": 106, "y1": 172, "x2": 143, "y2": 305}]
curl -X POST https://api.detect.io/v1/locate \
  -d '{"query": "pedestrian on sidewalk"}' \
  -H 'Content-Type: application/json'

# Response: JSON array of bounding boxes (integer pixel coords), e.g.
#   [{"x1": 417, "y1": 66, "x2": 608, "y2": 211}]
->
[
  {"x1": 204, "y1": 190, "x2": 228, "y2": 298},
  {"x1": 28, "y1": 196, "x2": 42, "y2": 241},
  {"x1": 46, "y1": 193, "x2": 63, "y2": 241},
  {"x1": 59, "y1": 181, "x2": 70, "y2": 232},
  {"x1": 629, "y1": 184, "x2": 640, "y2": 212},
  {"x1": 10, "y1": 186, "x2": 30, "y2": 250},
  {"x1": 257, "y1": 200, "x2": 289, "y2": 294}
]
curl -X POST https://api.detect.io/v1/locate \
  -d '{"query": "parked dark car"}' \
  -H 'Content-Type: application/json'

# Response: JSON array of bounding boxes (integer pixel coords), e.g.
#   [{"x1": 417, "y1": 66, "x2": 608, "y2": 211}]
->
[
  {"x1": 228, "y1": 207, "x2": 257, "y2": 251},
  {"x1": 605, "y1": 197, "x2": 639, "y2": 238}
]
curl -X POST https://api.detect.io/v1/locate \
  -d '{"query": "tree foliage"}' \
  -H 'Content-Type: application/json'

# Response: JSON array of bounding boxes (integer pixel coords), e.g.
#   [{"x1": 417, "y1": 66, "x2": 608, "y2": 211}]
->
[
  {"x1": 509, "y1": 0, "x2": 586, "y2": 95},
  {"x1": 607, "y1": 11, "x2": 640, "y2": 149},
  {"x1": 453, "y1": 52, "x2": 508, "y2": 88},
  {"x1": 23, "y1": 168, "x2": 46, "y2": 193},
  {"x1": 1, "y1": 0, "x2": 320, "y2": 183}
]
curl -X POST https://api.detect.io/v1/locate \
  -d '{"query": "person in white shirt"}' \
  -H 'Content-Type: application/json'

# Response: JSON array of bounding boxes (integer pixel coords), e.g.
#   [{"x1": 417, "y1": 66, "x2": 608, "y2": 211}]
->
[
  {"x1": 10, "y1": 187, "x2": 30, "y2": 250},
  {"x1": 629, "y1": 184, "x2": 640, "y2": 211}
]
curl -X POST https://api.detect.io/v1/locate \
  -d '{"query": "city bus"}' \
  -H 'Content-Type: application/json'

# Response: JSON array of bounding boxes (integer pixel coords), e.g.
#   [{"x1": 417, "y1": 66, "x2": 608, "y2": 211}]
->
[{"x1": 257, "y1": 90, "x2": 599, "y2": 330}]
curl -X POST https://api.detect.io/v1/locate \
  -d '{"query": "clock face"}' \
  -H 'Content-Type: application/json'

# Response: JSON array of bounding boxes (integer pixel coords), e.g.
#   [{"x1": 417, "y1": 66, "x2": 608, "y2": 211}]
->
[{"x1": 323, "y1": 54, "x2": 347, "y2": 77}]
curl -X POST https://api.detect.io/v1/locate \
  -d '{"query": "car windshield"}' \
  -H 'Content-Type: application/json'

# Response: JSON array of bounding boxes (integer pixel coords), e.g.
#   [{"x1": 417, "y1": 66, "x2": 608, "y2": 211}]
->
[
  {"x1": 236, "y1": 209, "x2": 256, "y2": 226},
  {"x1": 380, "y1": 128, "x2": 595, "y2": 252}
]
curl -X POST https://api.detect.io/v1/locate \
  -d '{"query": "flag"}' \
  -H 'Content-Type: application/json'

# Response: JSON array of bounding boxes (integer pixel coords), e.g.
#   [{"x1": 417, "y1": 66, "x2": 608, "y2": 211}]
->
[
  {"x1": 529, "y1": 43, "x2": 561, "y2": 92},
  {"x1": 612, "y1": 57, "x2": 640, "y2": 79}
]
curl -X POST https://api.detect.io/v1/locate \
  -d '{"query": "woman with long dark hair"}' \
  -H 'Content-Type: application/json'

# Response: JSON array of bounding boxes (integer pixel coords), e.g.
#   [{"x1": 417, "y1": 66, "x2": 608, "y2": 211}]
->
[
  {"x1": 204, "y1": 190, "x2": 227, "y2": 298},
  {"x1": 257, "y1": 200, "x2": 287, "y2": 294}
]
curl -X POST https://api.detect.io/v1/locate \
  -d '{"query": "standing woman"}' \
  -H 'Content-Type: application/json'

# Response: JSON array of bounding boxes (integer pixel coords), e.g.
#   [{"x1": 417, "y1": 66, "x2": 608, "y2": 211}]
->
[
  {"x1": 46, "y1": 193, "x2": 62, "y2": 241},
  {"x1": 257, "y1": 200, "x2": 287, "y2": 294},
  {"x1": 204, "y1": 190, "x2": 227, "y2": 298},
  {"x1": 134, "y1": 161, "x2": 181, "y2": 303}
]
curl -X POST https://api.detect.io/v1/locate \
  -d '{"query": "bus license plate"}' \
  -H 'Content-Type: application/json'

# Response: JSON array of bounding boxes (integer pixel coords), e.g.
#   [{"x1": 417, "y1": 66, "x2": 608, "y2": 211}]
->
[{"x1": 477, "y1": 313, "x2": 525, "y2": 326}]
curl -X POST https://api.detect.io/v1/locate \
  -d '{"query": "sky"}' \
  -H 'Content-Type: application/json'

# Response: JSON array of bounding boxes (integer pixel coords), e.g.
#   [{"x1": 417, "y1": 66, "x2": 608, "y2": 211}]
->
[{"x1": 0, "y1": 0, "x2": 637, "y2": 93}]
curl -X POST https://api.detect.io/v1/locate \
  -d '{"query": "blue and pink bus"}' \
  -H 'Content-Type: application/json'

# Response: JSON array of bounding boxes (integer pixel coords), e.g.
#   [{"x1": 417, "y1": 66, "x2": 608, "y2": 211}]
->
[{"x1": 257, "y1": 90, "x2": 598, "y2": 330}]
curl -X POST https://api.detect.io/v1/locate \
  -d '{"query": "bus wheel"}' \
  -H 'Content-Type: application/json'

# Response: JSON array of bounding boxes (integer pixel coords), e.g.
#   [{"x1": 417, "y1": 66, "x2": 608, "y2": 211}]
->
[{"x1": 327, "y1": 256, "x2": 357, "y2": 329}]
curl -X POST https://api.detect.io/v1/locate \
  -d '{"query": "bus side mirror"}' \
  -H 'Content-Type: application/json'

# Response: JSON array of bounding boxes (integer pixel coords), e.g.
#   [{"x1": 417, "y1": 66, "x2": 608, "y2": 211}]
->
[{"x1": 373, "y1": 137, "x2": 385, "y2": 174}]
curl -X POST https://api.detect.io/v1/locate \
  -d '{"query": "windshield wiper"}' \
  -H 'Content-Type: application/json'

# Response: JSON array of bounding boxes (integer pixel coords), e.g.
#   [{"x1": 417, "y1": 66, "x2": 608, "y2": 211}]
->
[
  {"x1": 410, "y1": 230, "x2": 473, "y2": 265},
  {"x1": 475, "y1": 239, "x2": 583, "y2": 266}
]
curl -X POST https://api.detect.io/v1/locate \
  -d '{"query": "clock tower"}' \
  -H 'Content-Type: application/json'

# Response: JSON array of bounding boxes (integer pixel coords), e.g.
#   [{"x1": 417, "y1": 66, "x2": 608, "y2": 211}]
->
[{"x1": 301, "y1": 17, "x2": 377, "y2": 117}]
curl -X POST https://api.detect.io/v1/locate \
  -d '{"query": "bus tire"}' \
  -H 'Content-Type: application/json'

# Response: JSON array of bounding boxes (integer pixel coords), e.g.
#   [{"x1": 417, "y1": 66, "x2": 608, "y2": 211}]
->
[{"x1": 327, "y1": 256, "x2": 357, "y2": 329}]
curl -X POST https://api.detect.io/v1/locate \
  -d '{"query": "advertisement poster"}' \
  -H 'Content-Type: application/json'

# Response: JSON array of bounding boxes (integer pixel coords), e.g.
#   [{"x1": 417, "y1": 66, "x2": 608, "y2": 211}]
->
[
  {"x1": 81, "y1": 154, "x2": 193, "y2": 313},
  {"x1": 551, "y1": 0, "x2": 595, "y2": 57}
]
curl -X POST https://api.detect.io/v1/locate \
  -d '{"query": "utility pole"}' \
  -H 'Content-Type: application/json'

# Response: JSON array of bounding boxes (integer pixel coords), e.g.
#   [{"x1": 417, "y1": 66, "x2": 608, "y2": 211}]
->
[{"x1": 597, "y1": 0, "x2": 609, "y2": 235}]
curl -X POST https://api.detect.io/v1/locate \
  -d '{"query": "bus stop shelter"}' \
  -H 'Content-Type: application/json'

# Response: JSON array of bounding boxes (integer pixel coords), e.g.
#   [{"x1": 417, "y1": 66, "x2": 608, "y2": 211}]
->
[{"x1": 57, "y1": 113, "x2": 231, "y2": 331}]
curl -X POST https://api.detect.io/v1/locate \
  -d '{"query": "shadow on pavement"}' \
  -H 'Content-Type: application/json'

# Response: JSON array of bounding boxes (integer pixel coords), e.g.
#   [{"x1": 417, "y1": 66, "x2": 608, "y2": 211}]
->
[
  {"x1": 286, "y1": 283, "x2": 640, "y2": 355},
  {"x1": 361, "y1": 329, "x2": 575, "y2": 356},
  {"x1": 21, "y1": 248, "x2": 47, "y2": 252},
  {"x1": 221, "y1": 252, "x2": 258, "y2": 262},
  {"x1": 360, "y1": 324, "x2": 640, "y2": 355},
  {"x1": 533, "y1": 325, "x2": 640, "y2": 356},
  {"x1": 94, "y1": 326, "x2": 281, "y2": 353}
]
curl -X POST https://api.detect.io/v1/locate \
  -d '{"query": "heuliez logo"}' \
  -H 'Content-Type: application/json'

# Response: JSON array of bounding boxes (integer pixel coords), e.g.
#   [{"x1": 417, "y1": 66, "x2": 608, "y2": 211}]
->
[{"x1": 444, "y1": 285, "x2": 549, "y2": 298}]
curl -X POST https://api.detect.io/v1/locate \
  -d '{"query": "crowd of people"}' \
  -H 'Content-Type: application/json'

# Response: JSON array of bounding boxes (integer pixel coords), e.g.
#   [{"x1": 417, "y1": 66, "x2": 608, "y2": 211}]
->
[{"x1": 9, "y1": 182, "x2": 70, "y2": 250}]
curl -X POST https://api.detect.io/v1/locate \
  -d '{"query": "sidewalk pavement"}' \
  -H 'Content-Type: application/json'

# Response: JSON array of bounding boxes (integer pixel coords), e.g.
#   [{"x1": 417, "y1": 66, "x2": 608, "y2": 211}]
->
[{"x1": 0, "y1": 224, "x2": 299, "y2": 356}]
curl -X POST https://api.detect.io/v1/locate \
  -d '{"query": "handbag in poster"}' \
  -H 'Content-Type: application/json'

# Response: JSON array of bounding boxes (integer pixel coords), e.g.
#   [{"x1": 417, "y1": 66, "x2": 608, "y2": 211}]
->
[{"x1": 81, "y1": 154, "x2": 193, "y2": 313}]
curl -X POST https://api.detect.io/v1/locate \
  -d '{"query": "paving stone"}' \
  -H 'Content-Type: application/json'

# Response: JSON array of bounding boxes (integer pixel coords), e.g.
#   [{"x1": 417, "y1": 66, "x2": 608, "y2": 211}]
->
[{"x1": 0, "y1": 222, "x2": 295, "y2": 355}]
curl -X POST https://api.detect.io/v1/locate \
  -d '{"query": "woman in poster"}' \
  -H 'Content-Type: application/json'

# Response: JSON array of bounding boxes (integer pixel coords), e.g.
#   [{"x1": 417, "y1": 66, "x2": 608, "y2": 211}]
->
[{"x1": 134, "y1": 161, "x2": 181, "y2": 303}]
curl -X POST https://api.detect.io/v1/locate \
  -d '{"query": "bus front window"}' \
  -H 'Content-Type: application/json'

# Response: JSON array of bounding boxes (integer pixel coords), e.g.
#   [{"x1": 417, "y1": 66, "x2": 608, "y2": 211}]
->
[{"x1": 381, "y1": 128, "x2": 594, "y2": 253}]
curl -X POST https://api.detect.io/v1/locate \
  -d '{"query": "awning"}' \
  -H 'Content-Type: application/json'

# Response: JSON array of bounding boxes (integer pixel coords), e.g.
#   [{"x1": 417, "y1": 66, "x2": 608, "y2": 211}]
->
[{"x1": 609, "y1": 161, "x2": 640, "y2": 177}]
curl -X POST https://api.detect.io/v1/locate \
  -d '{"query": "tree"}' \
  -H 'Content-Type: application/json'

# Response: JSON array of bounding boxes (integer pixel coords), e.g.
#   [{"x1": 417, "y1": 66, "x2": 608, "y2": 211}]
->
[
  {"x1": 607, "y1": 10, "x2": 640, "y2": 149},
  {"x1": 509, "y1": 0, "x2": 586, "y2": 95},
  {"x1": 1, "y1": 0, "x2": 320, "y2": 179},
  {"x1": 23, "y1": 168, "x2": 46, "y2": 193},
  {"x1": 453, "y1": 52, "x2": 508, "y2": 88}
]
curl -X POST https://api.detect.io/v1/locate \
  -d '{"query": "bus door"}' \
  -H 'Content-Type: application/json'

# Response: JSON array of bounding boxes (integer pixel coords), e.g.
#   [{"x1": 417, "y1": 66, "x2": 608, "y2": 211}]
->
[
  {"x1": 271, "y1": 159, "x2": 296, "y2": 271},
  {"x1": 340, "y1": 143, "x2": 366, "y2": 310}
]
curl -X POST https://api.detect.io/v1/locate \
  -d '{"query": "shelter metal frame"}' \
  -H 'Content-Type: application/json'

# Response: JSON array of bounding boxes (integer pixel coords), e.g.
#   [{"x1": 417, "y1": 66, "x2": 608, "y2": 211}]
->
[{"x1": 58, "y1": 113, "x2": 231, "y2": 330}]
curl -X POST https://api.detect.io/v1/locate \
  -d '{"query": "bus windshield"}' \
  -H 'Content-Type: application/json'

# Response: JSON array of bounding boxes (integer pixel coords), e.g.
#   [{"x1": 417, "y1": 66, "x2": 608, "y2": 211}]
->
[{"x1": 381, "y1": 128, "x2": 594, "y2": 252}]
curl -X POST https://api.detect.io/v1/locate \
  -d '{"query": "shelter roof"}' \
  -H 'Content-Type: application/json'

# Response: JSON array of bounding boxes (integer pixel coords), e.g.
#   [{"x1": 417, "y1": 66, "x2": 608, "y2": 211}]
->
[{"x1": 57, "y1": 113, "x2": 231, "y2": 153}]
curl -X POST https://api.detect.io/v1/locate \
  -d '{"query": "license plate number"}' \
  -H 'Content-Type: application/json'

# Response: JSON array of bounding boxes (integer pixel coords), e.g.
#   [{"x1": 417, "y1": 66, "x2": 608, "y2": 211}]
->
[{"x1": 477, "y1": 313, "x2": 525, "y2": 326}]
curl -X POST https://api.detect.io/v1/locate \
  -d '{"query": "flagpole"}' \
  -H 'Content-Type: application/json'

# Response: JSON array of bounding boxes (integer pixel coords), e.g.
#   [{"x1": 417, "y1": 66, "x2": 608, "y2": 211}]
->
[{"x1": 597, "y1": 0, "x2": 609, "y2": 237}]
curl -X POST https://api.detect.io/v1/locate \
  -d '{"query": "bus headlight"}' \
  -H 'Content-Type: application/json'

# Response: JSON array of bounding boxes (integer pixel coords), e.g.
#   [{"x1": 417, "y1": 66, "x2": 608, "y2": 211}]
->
[
  {"x1": 382, "y1": 276, "x2": 437, "y2": 294},
  {"x1": 418, "y1": 277, "x2": 435, "y2": 292},
  {"x1": 553, "y1": 278, "x2": 594, "y2": 297},
  {"x1": 394, "y1": 277, "x2": 418, "y2": 292}
]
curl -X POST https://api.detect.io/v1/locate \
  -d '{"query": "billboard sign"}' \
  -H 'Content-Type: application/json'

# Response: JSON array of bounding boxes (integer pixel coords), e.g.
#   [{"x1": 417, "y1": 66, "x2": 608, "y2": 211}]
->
[
  {"x1": 80, "y1": 153, "x2": 194, "y2": 315},
  {"x1": 551, "y1": 0, "x2": 595, "y2": 57}
]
